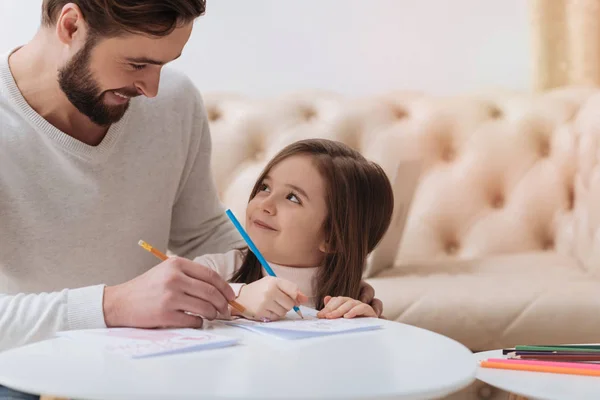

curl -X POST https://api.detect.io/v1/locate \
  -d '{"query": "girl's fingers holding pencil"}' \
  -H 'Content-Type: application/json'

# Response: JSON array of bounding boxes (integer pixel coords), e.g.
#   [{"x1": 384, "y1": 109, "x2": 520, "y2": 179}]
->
[
  {"x1": 235, "y1": 277, "x2": 306, "y2": 321},
  {"x1": 262, "y1": 310, "x2": 280, "y2": 322},
  {"x1": 274, "y1": 278, "x2": 301, "y2": 301},
  {"x1": 267, "y1": 301, "x2": 288, "y2": 318},
  {"x1": 296, "y1": 292, "x2": 309, "y2": 306},
  {"x1": 274, "y1": 288, "x2": 297, "y2": 311}
]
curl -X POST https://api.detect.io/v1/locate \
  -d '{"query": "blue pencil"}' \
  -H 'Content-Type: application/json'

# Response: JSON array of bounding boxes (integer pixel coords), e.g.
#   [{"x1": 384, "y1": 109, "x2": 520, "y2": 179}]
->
[{"x1": 225, "y1": 209, "x2": 304, "y2": 319}]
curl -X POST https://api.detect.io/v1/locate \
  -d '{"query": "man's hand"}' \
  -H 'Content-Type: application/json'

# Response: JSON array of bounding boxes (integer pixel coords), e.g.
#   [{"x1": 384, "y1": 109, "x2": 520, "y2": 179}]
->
[
  {"x1": 358, "y1": 280, "x2": 384, "y2": 318},
  {"x1": 102, "y1": 257, "x2": 235, "y2": 328}
]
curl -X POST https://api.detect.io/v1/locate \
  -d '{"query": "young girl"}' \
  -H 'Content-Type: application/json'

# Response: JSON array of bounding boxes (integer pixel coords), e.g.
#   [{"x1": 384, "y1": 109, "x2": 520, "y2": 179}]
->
[{"x1": 194, "y1": 138, "x2": 394, "y2": 321}]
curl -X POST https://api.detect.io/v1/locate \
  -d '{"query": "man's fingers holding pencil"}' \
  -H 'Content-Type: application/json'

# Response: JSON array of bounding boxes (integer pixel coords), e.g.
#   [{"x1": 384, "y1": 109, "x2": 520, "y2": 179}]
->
[
  {"x1": 179, "y1": 274, "x2": 230, "y2": 318},
  {"x1": 177, "y1": 258, "x2": 235, "y2": 303},
  {"x1": 176, "y1": 293, "x2": 221, "y2": 321},
  {"x1": 166, "y1": 311, "x2": 204, "y2": 329},
  {"x1": 102, "y1": 255, "x2": 235, "y2": 328}
]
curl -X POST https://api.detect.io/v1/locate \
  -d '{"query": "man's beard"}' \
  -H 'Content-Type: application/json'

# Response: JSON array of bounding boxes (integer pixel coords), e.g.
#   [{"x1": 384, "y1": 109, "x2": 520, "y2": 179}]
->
[{"x1": 58, "y1": 39, "x2": 136, "y2": 127}]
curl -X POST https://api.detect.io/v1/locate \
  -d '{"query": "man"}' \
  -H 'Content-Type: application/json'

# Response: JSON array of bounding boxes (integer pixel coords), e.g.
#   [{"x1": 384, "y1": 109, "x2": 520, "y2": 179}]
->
[{"x1": 0, "y1": 0, "x2": 381, "y2": 363}]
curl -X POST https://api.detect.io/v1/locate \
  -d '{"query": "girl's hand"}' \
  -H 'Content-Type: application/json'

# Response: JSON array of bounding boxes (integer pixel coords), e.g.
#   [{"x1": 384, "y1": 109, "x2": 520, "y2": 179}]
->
[
  {"x1": 316, "y1": 296, "x2": 378, "y2": 319},
  {"x1": 235, "y1": 276, "x2": 308, "y2": 321}
]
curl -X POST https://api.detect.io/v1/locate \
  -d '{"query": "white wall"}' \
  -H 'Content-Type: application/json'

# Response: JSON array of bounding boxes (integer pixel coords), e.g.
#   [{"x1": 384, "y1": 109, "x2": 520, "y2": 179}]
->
[{"x1": 0, "y1": 0, "x2": 531, "y2": 97}]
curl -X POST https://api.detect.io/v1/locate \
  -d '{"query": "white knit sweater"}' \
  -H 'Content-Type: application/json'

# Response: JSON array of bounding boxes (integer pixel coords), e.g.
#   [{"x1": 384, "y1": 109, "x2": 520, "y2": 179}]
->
[{"x1": 0, "y1": 50, "x2": 243, "y2": 351}]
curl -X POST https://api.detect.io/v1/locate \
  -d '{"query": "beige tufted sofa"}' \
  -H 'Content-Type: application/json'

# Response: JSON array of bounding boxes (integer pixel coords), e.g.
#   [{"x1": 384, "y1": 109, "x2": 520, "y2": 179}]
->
[{"x1": 205, "y1": 88, "x2": 600, "y2": 398}]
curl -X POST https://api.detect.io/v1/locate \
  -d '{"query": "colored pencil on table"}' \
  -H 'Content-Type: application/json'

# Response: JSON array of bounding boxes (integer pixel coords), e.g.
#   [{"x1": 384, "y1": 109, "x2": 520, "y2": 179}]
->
[
  {"x1": 511, "y1": 350, "x2": 600, "y2": 356},
  {"x1": 137, "y1": 240, "x2": 249, "y2": 317},
  {"x1": 509, "y1": 351, "x2": 600, "y2": 356},
  {"x1": 515, "y1": 345, "x2": 600, "y2": 353},
  {"x1": 511, "y1": 354, "x2": 600, "y2": 362},
  {"x1": 503, "y1": 345, "x2": 600, "y2": 355},
  {"x1": 225, "y1": 209, "x2": 304, "y2": 319},
  {"x1": 480, "y1": 359, "x2": 600, "y2": 377},
  {"x1": 526, "y1": 344, "x2": 600, "y2": 349},
  {"x1": 507, "y1": 350, "x2": 600, "y2": 362},
  {"x1": 488, "y1": 358, "x2": 600, "y2": 371}
]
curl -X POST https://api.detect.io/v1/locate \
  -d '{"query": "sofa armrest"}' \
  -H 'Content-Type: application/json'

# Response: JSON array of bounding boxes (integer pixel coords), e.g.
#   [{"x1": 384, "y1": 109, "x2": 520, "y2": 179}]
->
[{"x1": 573, "y1": 92, "x2": 600, "y2": 272}]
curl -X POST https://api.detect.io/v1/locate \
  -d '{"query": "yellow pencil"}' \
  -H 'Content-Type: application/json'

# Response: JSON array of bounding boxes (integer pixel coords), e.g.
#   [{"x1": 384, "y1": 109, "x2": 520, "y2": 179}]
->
[{"x1": 138, "y1": 240, "x2": 250, "y2": 317}]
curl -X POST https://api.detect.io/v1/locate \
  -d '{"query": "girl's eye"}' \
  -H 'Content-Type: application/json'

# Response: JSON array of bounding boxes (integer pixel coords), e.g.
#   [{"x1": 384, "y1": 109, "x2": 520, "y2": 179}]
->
[
  {"x1": 130, "y1": 64, "x2": 146, "y2": 71},
  {"x1": 259, "y1": 183, "x2": 270, "y2": 192},
  {"x1": 287, "y1": 192, "x2": 301, "y2": 204}
]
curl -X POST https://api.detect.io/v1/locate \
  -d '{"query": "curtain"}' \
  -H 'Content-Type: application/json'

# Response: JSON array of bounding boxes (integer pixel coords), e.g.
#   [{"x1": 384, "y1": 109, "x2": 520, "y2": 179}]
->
[{"x1": 530, "y1": 0, "x2": 600, "y2": 90}]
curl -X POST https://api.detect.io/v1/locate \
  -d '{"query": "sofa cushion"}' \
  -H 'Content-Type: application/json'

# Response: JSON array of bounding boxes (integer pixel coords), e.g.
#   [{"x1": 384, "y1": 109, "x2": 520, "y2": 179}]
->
[
  {"x1": 205, "y1": 90, "x2": 595, "y2": 270},
  {"x1": 367, "y1": 251, "x2": 600, "y2": 351}
]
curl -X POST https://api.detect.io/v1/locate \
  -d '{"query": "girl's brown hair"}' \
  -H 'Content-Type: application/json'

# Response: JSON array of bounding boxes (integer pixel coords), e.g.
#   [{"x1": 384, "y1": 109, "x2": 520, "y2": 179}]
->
[
  {"x1": 41, "y1": 0, "x2": 205, "y2": 38},
  {"x1": 230, "y1": 139, "x2": 394, "y2": 310}
]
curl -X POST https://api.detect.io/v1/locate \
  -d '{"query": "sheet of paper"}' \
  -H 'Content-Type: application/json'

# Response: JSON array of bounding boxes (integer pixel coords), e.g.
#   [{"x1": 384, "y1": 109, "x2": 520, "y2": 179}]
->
[
  {"x1": 224, "y1": 306, "x2": 382, "y2": 339},
  {"x1": 57, "y1": 328, "x2": 238, "y2": 358}
]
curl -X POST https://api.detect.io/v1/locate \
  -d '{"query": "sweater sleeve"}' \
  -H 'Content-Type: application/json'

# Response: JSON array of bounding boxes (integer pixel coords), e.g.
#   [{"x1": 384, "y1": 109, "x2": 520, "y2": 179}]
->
[
  {"x1": 168, "y1": 89, "x2": 245, "y2": 259},
  {"x1": 0, "y1": 285, "x2": 106, "y2": 351},
  {"x1": 193, "y1": 250, "x2": 247, "y2": 297}
]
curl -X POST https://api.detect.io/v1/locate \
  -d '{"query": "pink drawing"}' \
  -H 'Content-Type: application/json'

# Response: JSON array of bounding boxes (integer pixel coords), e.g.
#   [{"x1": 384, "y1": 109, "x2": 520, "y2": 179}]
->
[{"x1": 92, "y1": 329, "x2": 181, "y2": 341}]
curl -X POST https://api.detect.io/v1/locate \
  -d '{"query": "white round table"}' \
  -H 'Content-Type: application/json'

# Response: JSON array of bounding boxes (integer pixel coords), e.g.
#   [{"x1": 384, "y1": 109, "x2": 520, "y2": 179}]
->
[
  {"x1": 0, "y1": 320, "x2": 476, "y2": 400},
  {"x1": 475, "y1": 350, "x2": 600, "y2": 400}
]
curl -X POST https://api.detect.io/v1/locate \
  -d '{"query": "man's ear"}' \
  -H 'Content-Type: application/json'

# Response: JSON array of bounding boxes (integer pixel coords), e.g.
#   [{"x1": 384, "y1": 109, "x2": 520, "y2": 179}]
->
[{"x1": 55, "y1": 4, "x2": 88, "y2": 47}]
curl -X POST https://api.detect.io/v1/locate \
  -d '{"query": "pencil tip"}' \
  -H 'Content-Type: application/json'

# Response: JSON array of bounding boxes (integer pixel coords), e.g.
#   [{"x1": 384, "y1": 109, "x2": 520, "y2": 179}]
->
[{"x1": 297, "y1": 309, "x2": 304, "y2": 319}]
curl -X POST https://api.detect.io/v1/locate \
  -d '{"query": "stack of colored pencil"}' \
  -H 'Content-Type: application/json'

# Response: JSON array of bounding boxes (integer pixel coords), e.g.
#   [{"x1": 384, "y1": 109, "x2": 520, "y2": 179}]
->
[
  {"x1": 480, "y1": 345, "x2": 600, "y2": 377},
  {"x1": 504, "y1": 345, "x2": 600, "y2": 362}
]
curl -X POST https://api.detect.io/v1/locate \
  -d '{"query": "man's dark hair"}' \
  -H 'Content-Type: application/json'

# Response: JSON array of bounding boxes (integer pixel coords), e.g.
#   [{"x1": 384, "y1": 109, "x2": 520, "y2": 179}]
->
[{"x1": 41, "y1": 0, "x2": 206, "y2": 37}]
